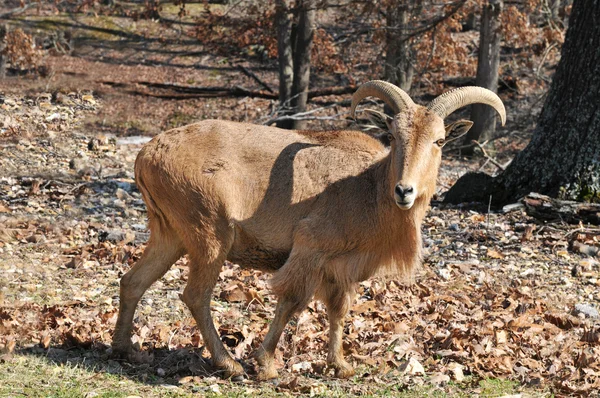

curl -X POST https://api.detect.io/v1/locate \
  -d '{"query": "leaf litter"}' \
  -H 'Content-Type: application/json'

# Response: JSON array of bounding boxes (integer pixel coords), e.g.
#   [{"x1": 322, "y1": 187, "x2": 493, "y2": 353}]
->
[{"x1": 1, "y1": 92, "x2": 600, "y2": 396}]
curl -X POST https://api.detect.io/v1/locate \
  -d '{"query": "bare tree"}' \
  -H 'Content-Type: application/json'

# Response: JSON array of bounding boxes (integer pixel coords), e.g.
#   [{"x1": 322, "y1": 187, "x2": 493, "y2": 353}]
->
[
  {"x1": 289, "y1": 0, "x2": 315, "y2": 130},
  {"x1": 275, "y1": 0, "x2": 315, "y2": 130},
  {"x1": 276, "y1": 0, "x2": 295, "y2": 129},
  {"x1": 464, "y1": 0, "x2": 503, "y2": 154},
  {"x1": 384, "y1": 1, "x2": 415, "y2": 92}
]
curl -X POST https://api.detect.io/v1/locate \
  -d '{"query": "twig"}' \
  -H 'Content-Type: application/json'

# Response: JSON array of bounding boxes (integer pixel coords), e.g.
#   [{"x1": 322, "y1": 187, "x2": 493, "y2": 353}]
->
[
  {"x1": 0, "y1": 1, "x2": 39, "y2": 19},
  {"x1": 472, "y1": 140, "x2": 506, "y2": 171},
  {"x1": 236, "y1": 64, "x2": 275, "y2": 93},
  {"x1": 487, "y1": 195, "x2": 492, "y2": 230},
  {"x1": 536, "y1": 42, "x2": 557, "y2": 78},
  {"x1": 449, "y1": 129, "x2": 518, "y2": 152},
  {"x1": 401, "y1": 0, "x2": 467, "y2": 42}
]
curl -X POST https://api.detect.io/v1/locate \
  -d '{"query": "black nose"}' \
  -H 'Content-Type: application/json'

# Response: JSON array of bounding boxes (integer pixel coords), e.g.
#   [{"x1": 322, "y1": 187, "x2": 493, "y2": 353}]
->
[{"x1": 395, "y1": 184, "x2": 414, "y2": 198}]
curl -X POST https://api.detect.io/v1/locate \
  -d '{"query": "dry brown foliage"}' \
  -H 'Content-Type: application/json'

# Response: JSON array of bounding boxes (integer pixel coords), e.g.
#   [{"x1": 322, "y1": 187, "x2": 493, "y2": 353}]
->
[{"x1": 2, "y1": 28, "x2": 42, "y2": 72}]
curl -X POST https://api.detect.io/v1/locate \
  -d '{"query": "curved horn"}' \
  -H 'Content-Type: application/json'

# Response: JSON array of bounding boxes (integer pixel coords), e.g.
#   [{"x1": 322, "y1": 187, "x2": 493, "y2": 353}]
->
[
  {"x1": 350, "y1": 80, "x2": 415, "y2": 119},
  {"x1": 427, "y1": 86, "x2": 506, "y2": 125}
]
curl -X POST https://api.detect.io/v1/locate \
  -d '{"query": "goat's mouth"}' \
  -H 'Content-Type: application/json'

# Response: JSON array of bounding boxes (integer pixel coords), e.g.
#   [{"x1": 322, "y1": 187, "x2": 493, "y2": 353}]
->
[{"x1": 394, "y1": 195, "x2": 415, "y2": 210}]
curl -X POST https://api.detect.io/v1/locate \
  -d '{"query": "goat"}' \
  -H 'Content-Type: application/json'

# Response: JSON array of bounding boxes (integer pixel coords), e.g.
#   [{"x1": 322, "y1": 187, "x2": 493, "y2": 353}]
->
[{"x1": 112, "y1": 80, "x2": 505, "y2": 380}]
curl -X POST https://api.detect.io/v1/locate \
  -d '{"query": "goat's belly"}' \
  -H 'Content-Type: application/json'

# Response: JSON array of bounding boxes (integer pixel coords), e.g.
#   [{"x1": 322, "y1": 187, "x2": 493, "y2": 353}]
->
[{"x1": 227, "y1": 247, "x2": 290, "y2": 272}]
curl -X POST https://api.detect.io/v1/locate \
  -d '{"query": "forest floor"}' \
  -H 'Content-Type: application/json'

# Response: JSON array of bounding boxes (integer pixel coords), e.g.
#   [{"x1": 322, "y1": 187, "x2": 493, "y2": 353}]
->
[{"x1": 1, "y1": 3, "x2": 599, "y2": 397}]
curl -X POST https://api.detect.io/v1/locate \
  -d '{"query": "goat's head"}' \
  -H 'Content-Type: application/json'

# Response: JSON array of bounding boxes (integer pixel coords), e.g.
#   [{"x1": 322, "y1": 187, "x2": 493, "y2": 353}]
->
[{"x1": 351, "y1": 80, "x2": 506, "y2": 210}]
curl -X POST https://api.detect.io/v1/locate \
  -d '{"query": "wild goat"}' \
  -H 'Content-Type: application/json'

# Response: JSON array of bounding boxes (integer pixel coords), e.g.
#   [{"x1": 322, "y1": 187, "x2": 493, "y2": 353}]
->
[{"x1": 112, "y1": 80, "x2": 505, "y2": 380}]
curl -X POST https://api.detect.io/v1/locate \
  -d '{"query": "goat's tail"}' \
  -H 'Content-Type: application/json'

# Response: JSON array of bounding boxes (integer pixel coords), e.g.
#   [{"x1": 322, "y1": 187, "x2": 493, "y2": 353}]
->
[{"x1": 134, "y1": 155, "x2": 169, "y2": 229}]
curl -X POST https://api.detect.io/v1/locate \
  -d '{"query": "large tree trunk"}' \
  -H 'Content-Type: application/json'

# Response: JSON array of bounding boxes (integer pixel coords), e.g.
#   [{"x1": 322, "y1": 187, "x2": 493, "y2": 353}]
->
[
  {"x1": 290, "y1": 0, "x2": 315, "y2": 130},
  {"x1": 445, "y1": 0, "x2": 600, "y2": 206},
  {"x1": 464, "y1": 0, "x2": 503, "y2": 155},
  {"x1": 384, "y1": 1, "x2": 414, "y2": 92},
  {"x1": 276, "y1": 0, "x2": 294, "y2": 129}
]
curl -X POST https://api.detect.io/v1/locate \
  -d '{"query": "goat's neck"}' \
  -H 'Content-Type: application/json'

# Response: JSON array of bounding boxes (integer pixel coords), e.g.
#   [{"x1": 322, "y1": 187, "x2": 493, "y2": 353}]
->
[{"x1": 369, "y1": 154, "x2": 429, "y2": 275}]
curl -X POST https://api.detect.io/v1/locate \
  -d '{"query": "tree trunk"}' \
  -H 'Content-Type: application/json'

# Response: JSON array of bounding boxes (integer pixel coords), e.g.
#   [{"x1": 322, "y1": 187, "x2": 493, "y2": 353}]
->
[
  {"x1": 463, "y1": 0, "x2": 503, "y2": 155},
  {"x1": 276, "y1": 0, "x2": 294, "y2": 129},
  {"x1": 290, "y1": 0, "x2": 315, "y2": 130},
  {"x1": 446, "y1": 0, "x2": 600, "y2": 206},
  {"x1": 0, "y1": 24, "x2": 6, "y2": 78},
  {"x1": 384, "y1": 1, "x2": 414, "y2": 92}
]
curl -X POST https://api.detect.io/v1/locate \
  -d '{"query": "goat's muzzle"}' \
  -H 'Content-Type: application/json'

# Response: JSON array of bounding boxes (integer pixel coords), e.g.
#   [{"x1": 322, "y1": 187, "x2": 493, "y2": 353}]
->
[{"x1": 394, "y1": 184, "x2": 415, "y2": 209}]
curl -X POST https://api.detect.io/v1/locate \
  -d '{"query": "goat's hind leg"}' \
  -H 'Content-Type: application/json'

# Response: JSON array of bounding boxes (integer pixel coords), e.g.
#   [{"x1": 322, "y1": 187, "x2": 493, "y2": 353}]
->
[
  {"x1": 113, "y1": 225, "x2": 184, "y2": 357},
  {"x1": 182, "y1": 248, "x2": 244, "y2": 380}
]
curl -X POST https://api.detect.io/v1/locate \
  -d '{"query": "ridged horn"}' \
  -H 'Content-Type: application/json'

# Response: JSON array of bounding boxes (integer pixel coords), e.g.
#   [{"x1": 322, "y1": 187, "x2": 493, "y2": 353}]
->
[
  {"x1": 427, "y1": 86, "x2": 506, "y2": 125},
  {"x1": 350, "y1": 80, "x2": 415, "y2": 119}
]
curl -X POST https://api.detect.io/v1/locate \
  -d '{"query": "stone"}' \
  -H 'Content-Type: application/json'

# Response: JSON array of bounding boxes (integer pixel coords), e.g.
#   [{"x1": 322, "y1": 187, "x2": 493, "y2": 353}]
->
[{"x1": 572, "y1": 303, "x2": 599, "y2": 319}]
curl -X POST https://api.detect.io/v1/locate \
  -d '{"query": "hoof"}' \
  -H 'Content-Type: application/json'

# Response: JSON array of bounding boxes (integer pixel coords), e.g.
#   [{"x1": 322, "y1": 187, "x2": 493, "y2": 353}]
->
[
  {"x1": 253, "y1": 349, "x2": 279, "y2": 381},
  {"x1": 329, "y1": 361, "x2": 355, "y2": 379},
  {"x1": 109, "y1": 345, "x2": 132, "y2": 360},
  {"x1": 257, "y1": 366, "x2": 279, "y2": 381},
  {"x1": 216, "y1": 359, "x2": 245, "y2": 380}
]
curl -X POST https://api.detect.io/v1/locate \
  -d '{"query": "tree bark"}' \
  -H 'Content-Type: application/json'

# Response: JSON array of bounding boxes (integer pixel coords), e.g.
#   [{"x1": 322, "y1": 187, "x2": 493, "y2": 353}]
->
[
  {"x1": 0, "y1": 24, "x2": 6, "y2": 78},
  {"x1": 290, "y1": 0, "x2": 315, "y2": 130},
  {"x1": 384, "y1": 1, "x2": 414, "y2": 92},
  {"x1": 464, "y1": 0, "x2": 503, "y2": 155},
  {"x1": 276, "y1": 0, "x2": 294, "y2": 129},
  {"x1": 446, "y1": 0, "x2": 600, "y2": 207}
]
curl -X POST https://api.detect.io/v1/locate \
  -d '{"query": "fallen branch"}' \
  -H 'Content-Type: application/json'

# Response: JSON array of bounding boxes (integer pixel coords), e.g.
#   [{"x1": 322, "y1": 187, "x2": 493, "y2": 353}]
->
[
  {"x1": 523, "y1": 193, "x2": 600, "y2": 225},
  {"x1": 236, "y1": 64, "x2": 275, "y2": 93},
  {"x1": 0, "y1": 2, "x2": 39, "y2": 19},
  {"x1": 99, "y1": 80, "x2": 356, "y2": 101}
]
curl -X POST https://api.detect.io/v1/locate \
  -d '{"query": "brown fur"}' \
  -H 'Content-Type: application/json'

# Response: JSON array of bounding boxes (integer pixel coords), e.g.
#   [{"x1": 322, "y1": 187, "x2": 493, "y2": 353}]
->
[{"x1": 112, "y1": 108, "x2": 460, "y2": 380}]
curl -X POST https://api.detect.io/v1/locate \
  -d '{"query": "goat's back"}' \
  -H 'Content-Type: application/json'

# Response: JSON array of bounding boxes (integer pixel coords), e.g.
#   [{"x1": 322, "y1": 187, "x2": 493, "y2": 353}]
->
[{"x1": 134, "y1": 120, "x2": 388, "y2": 266}]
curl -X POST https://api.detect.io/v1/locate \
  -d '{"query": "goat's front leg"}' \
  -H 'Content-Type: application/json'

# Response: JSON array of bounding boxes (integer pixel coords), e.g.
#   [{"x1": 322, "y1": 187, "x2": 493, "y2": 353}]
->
[
  {"x1": 254, "y1": 295, "x2": 308, "y2": 380},
  {"x1": 255, "y1": 254, "x2": 319, "y2": 380},
  {"x1": 321, "y1": 281, "x2": 355, "y2": 378}
]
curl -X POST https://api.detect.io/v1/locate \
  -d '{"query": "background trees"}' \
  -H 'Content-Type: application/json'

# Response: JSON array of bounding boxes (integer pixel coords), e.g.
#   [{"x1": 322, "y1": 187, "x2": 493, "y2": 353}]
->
[
  {"x1": 447, "y1": 0, "x2": 600, "y2": 205},
  {"x1": 465, "y1": 0, "x2": 503, "y2": 154},
  {"x1": 276, "y1": 0, "x2": 316, "y2": 130}
]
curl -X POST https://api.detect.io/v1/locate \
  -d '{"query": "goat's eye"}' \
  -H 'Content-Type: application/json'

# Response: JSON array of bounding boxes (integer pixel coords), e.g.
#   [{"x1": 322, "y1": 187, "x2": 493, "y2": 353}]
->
[
  {"x1": 387, "y1": 133, "x2": 395, "y2": 142},
  {"x1": 435, "y1": 138, "x2": 445, "y2": 147}
]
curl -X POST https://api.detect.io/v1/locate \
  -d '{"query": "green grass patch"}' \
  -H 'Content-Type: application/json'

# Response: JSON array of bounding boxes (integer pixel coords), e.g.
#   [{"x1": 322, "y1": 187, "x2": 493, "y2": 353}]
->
[{"x1": 478, "y1": 378, "x2": 520, "y2": 397}]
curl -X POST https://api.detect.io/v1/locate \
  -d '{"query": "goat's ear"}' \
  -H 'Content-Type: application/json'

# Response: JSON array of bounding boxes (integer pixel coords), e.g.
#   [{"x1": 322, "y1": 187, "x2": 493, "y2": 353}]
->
[
  {"x1": 444, "y1": 120, "x2": 474, "y2": 142},
  {"x1": 363, "y1": 109, "x2": 394, "y2": 131}
]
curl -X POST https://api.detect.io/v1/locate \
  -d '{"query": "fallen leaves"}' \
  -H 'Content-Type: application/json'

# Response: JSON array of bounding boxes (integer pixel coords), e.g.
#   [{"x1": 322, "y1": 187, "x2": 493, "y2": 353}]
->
[{"x1": 1, "y1": 91, "x2": 600, "y2": 396}]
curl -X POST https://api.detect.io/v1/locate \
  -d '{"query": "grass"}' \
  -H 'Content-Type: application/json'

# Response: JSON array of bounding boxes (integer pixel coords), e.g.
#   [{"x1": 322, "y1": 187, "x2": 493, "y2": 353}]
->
[
  {"x1": 478, "y1": 378, "x2": 521, "y2": 397},
  {"x1": 0, "y1": 352, "x2": 549, "y2": 398},
  {"x1": 1, "y1": 354, "x2": 189, "y2": 398}
]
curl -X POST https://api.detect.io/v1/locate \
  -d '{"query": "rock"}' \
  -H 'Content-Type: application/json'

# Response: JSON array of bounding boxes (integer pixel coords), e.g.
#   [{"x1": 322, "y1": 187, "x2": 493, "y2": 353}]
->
[
  {"x1": 502, "y1": 203, "x2": 525, "y2": 213},
  {"x1": 98, "y1": 230, "x2": 125, "y2": 243},
  {"x1": 520, "y1": 268, "x2": 535, "y2": 277},
  {"x1": 132, "y1": 224, "x2": 147, "y2": 231},
  {"x1": 88, "y1": 138, "x2": 99, "y2": 151},
  {"x1": 291, "y1": 361, "x2": 312, "y2": 373},
  {"x1": 208, "y1": 384, "x2": 221, "y2": 394},
  {"x1": 399, "y1": 357, "x2": 425, "y2": 375},
  {"x1": 449, "y1": 223, "x2": 460, "y2": 232},
  {"x1": 436, "y1": 267, "x2": 452, "y2": 281},
  {"x1": 448, "y1": 362, "x2": 465, "y2": 382},
  {"x1": 115, "y1": 188, "x2": 130, "y2": 200},
  {"x1": 113, "y1": 199, "x2": 127, "y2": 208},
  {"x1": 572, "y1": 303, "x2": 599, "y2": 319},
  {"x1": 429, "y1": 372, "x2": 450, "y2": 385},
  {"x1": 560, "y1": 276, "x2": 573, "y2": 287}
]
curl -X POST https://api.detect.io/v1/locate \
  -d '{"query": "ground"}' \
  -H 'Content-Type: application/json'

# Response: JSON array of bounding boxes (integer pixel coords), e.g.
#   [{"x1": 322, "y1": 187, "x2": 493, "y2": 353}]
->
[{"x1": 1, "y1": 3, "x2": 599, "y2": 397}]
